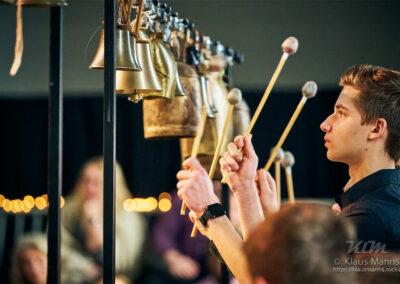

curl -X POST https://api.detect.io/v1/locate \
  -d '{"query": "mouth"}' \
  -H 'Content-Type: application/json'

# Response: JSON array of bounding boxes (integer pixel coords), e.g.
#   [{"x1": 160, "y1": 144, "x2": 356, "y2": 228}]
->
[{"x1": 324, "y1": 137, "x2": 330, "y2": 147}]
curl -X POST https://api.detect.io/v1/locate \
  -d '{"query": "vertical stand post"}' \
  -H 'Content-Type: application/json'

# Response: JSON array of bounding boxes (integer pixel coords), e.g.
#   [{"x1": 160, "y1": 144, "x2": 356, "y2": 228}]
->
[
  {"x1": 220, "y1": 183, "x2": 230, "y2": 284},
  {"x1": 47, "y1": 6, "x2": 63, "y2": 284},
  {"x1": 103, "y1": 0, "x2": 116, "y2": 281}
]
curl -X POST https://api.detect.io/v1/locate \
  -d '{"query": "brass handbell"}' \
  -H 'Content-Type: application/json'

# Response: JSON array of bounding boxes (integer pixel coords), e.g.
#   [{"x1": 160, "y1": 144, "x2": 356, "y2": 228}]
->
[
  {"x1": 0, "y1": 0, "x2": 66, "y2": 5},
  {"x1": 116, "y1": 31, "x2": 162, "y2": 101},
  {"x1": 144, "y1": 38, "x2": 176, "y2": 99},
  {"x1": 89, "y1": 28, "x2": 142, "y2": 71}
]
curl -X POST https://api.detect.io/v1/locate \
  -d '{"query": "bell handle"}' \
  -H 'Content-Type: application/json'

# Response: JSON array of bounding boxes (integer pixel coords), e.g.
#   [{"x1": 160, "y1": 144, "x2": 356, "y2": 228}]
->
[
  {"x1": 125, "y1": 0, "x2": 133, "y2": 24},
  {"x1": 134, "y1": 0, "x2": 145, "y2": 42}
]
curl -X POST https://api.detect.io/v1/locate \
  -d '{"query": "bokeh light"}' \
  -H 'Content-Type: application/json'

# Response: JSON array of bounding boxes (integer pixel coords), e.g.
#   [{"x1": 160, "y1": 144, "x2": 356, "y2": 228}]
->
[
  {"x1": 2, "y1": 199, "x2": 11, "y2": 212},
  {"x1": 0, "y1": 194, "x2": 5, "y2": 207},
  {"x1": 146, "y1": 197, "x2": 158, "y2": 211},
  {"x1": 158, "y1": 198, "x2": 172, "y2": 212},
  {"x1": 24, "y1": 195, "x2": 35, "y2": 209},
  {"x1": 60, "y1": 196, "x2": 65, "y2": 208},
  {"x1": 158, "y1": 192, "x2": 171, "y2": 201},
  {"x1": 35, "y1": 197, "x2": 47, "y2": 210}
]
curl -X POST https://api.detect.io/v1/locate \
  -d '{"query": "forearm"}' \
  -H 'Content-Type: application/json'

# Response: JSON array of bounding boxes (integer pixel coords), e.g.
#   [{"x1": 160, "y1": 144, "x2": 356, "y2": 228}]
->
[
  {"x1": 207, "y1": 216, "x2": 249, "y2": 283},
  {"x1": 234, "y1": 182, "x2": 264, "y2": 240}
]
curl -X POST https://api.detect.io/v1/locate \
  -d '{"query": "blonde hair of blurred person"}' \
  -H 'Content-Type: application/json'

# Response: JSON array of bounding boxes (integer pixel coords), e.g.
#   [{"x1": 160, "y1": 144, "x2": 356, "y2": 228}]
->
[
  {"x1": 61, "y1": 156, "x2": 146, "y2": 283},
  {"x1": 10, "y1": 233, "x2": 48, "y2": 284}
]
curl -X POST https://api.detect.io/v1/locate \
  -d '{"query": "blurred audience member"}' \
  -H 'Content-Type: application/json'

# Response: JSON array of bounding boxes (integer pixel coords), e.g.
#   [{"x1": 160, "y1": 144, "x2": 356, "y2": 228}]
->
[
  {"x1": 10, "y1": 233, "x2": 48, "y2": 284},
  {"x1": 61, "y1": 156, "x2": 146, "y2": 283}
]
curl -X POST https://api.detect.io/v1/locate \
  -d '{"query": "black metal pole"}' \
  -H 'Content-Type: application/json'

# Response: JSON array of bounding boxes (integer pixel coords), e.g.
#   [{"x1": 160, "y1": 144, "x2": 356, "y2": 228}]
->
[
  {"x1": 103, "y1": 0, "x2": 116, "y2": 281},
  {"x1": 221, "y1": 183, "x2": 230, "y2": 284},
  {"x1": 47, "y1": 6, "x2": 63, "y2": 284}
]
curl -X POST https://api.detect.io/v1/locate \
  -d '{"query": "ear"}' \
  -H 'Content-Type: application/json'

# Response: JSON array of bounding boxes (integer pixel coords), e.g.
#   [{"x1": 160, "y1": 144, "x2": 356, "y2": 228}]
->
[{"x1": 368, "y1": 118, "x2": 387, "y2": 140}]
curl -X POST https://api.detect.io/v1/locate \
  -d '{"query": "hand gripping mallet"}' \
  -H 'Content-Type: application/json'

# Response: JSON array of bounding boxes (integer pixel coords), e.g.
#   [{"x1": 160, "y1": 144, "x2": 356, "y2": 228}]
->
[
  {"x1": 281, "y1": 151, "x2": 295, "y2": 203},
  {"x1": 191, "y1": 88, "x2": 242, "y2": 238},
  {"x1": 180, "y1": 106, "x2": 209, "y2": 215},
  {"x1": 264, "y1": 81, "x2": 317, "y2": 171},
  {"x1": 221, "y1": 37, "x2": 299, "y2": 183}
]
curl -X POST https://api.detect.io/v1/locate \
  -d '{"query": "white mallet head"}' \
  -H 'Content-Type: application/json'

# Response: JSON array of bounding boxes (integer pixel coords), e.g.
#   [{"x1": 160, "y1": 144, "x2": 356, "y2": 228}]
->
[
  {"x1": 227, "y1": 88, "x2": 242, "y2": 105},
  {"x1": 281, "y1": 151, "x2": 295, "y2": 168},
  {"x1": 271, "y1": 147, "x2": 284, "y2": 162},
  {"x1": 281, "y1": 37, "x2": 299, "y2": 55},
  {"x1": 302, "y1": 81, "x2": 318, "y2": 99}
]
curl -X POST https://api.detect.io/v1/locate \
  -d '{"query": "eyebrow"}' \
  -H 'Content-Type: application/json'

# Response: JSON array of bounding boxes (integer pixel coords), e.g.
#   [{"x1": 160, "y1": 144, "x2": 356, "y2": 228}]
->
[{"x1": 334, "y1": 104, "x2": 350, "y2": 111}]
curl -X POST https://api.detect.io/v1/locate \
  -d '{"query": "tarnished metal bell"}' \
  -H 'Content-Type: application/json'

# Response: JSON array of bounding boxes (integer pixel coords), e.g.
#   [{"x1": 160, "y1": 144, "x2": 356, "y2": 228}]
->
[
  {"x1": 0, "y1": 0, "x2": 66, "y2": 5},
  {"x1": 174, "y1": 62, "x2": 186, "y2": 96},
  {"x1": 89, "y1": 28, "x2": 142, "y2": 71},
  {"x1": 145, "y1": 38, "x2": 176, "y2": 99},
  {"x1": 116, "y1": 31, "x2": 162, "y2": 100},
  {"x1": 142, "y1": 61, "x2": 202, "y2": 139}
]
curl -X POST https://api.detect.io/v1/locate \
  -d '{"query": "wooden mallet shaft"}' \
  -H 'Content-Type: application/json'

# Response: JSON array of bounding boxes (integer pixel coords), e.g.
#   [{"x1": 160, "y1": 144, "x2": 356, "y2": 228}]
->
[
  {"x1": 285, "y1": 167, "x2": 295, "y2": 204},
  {"x1": 272, "y1": 147, "x2": 284, "y2": 207},
  {"x1": 281, "y1": 151, "x2": 295, "y2": 204},
  {"x1": 264, "y1": 81, "x2": 317, "y2": 171},
  {"x1": 191, "y1": 88, "x2": 242, "y2": 238},
  {"x1": 221, "y1": 37, "x2": 299, "y2": 183}
]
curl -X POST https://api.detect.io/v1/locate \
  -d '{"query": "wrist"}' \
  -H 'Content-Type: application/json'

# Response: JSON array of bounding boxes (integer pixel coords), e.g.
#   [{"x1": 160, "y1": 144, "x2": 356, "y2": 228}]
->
[{"x1": 232, "y1": 181, "x2": 257, "y2": 198}]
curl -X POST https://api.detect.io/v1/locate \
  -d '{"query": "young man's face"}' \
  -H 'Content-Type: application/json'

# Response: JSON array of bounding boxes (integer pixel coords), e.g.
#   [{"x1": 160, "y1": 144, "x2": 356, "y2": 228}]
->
[{"x1": 320, "y1": 85, "x2": 372, "y2": 165}]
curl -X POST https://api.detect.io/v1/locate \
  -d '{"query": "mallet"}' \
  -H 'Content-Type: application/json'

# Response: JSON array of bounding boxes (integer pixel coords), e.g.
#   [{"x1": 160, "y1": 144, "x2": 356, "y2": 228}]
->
[
  {"x1": 272, "y1": 147, "x2": 284, "y2": 207},
  {"x1": 180, "y1": 106, "x2": 208, "y2": 215},
  {"x1": 221, "y1": 37, "x2": 298, "y2": 183},
  {"x1": 191, "y1": 88, "x2": 242, "y2": 237},
  {"x1": 264, "y1": 81, "x2": 317, "y2": 171},
  {"x1": 281, "y1": 151, "x2": 295, "y2": 203}
]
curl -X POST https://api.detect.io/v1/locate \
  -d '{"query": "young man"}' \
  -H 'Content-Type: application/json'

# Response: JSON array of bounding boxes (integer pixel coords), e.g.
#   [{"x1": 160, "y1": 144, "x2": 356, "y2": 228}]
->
[{"x1": 320, "y1": 65, "x2": 400, "y2": 250}]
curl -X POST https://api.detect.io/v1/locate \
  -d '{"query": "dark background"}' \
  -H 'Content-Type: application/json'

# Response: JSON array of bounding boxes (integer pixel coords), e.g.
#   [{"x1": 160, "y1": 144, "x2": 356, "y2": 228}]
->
[{"x1": 0, "y1": 89, "x2": 348, "y2": 200}]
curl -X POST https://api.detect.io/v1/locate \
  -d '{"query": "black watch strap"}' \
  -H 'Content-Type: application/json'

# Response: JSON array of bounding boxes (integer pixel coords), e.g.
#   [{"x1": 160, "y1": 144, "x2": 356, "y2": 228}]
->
[{"x1": 200, "y1": 203, "x2": 226, "y2": 227}]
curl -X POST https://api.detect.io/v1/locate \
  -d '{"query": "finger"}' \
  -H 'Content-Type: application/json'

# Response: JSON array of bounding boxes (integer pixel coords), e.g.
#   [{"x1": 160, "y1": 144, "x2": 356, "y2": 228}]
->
[
  {"x1": 189, "y1": 211, "x2": 200, "y2": 223},
  {"x1": 176, "y1": 170, "x2": 196, "y2": 181},
  {"x1": 219, "y1": 157, "x2": 232, "y2": 172},
  {"x1": 233, "y1": 135, "x2": 244, "y2": 149},
  {"x1": 177, "y1": 179, "x2": 190, "y2": 190},
  {"x1": 223, "y1": 152, "x2": 240, "y2": 171},
  {"x1": 227, "y1": 143, "x2": 244, "y2": 162},
  {"x1": 183, "y1": 157, "x2": 206, "y2": 172},
  {"x1": 243, "y1": 134, "x2": 258, "y2": 164},
  {"x1": 265, "y1": 170, "x2": 277, "y2": 194},
  {"x1": 257, "y1": 169, "x2": 270, "y2": 195}
]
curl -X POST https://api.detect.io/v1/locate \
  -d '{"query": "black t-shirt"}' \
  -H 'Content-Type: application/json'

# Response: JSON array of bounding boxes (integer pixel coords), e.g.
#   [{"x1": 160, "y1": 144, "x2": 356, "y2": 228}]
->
[{"x1": 336, "y1": 169, "x2": 400, "y2": 252}]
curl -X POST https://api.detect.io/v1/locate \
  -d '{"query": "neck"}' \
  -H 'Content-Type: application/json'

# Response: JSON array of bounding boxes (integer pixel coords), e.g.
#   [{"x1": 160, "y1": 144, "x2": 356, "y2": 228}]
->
[{"x1": 345, "y1": 151, "x2": 395, "y2": 191}]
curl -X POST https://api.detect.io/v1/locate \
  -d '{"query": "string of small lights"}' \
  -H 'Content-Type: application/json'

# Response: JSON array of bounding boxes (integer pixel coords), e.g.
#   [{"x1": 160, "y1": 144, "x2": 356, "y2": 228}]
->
[
  {"x1": 0, "y1": 194, "x2": 65, "y2": 213},
  {"x1": 0, "y1": 192, "x2": 173, "y2": 214}
]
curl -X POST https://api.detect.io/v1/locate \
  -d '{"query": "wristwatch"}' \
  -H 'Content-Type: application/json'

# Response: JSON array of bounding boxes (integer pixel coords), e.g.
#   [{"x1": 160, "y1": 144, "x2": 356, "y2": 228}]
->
[{"x1": 200, "y1": 203, "x2": 226, "y2": 227}]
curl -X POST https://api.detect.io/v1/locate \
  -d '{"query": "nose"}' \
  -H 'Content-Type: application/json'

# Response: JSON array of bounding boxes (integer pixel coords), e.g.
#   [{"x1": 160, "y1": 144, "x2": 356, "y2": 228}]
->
[{"x1": 320, "y1": 116, "x2": 332, "y2": 133}]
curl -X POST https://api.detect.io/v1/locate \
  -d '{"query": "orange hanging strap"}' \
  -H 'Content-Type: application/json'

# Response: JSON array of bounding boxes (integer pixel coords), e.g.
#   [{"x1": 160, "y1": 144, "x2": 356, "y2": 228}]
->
[{"x1": 10, "y1": 3, "x2": 23, "y2": 76}]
